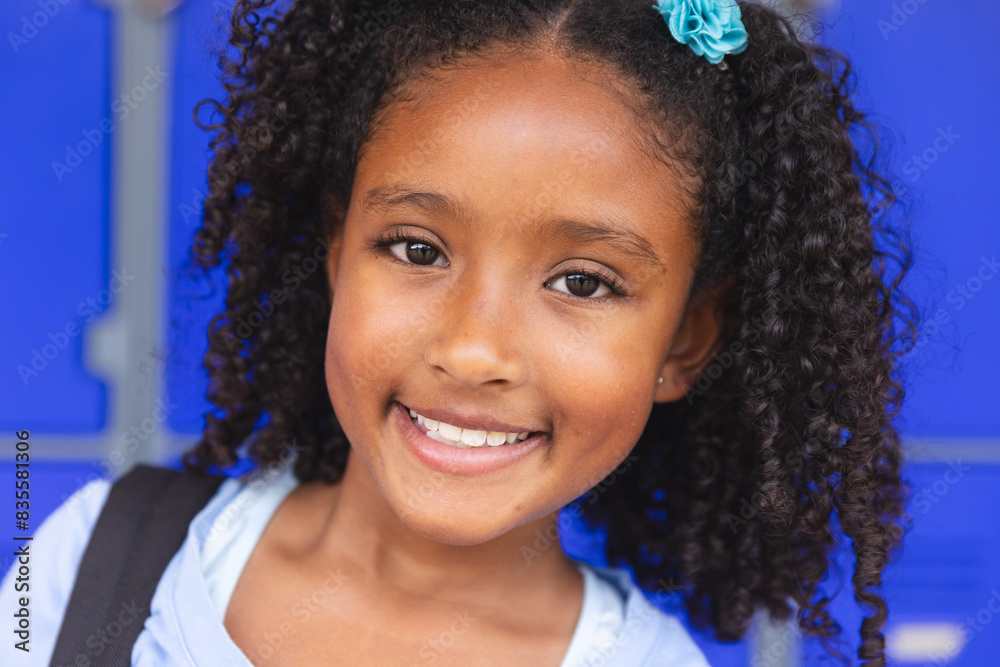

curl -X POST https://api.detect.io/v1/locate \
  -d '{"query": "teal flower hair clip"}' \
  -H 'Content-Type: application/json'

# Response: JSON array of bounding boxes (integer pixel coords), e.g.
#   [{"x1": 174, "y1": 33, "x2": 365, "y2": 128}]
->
[{"x1": 653, "y1": 0, "x2": 749, "y2": 69}]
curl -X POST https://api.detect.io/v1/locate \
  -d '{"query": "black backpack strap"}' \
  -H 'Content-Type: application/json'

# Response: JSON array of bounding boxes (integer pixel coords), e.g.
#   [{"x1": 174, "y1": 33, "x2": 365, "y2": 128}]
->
[{"x1": 50, "y1": 464, "x2": 226, "y2": 667}]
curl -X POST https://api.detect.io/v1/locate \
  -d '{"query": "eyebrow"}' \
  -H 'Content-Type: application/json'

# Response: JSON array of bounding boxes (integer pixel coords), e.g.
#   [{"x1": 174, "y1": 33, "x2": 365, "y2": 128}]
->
[{"x1": 362, "y1": 185, "x2": 663, "y2": 268}]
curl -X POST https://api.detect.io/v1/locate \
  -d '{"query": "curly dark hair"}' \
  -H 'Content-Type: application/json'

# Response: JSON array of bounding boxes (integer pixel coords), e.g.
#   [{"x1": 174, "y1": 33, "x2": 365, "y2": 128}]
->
[{"x1": 181, "y1": 1, "x2": 920, "y2": 664}]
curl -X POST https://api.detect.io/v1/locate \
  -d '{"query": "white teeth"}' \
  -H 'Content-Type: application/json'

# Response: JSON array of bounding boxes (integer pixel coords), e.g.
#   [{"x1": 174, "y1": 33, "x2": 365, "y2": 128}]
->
[
  {"x1": 438, "y1": 421, "x2": 463, "y2": 442},
  {"x1": 411, "y1": 409, "x2": 534, "y2": 449},
  {"x1": 461, "y1": 430, "x2": 488, "y2": 447},
  {"x1": 425, "y1": 429, "x2": 471, "y2": 448}
]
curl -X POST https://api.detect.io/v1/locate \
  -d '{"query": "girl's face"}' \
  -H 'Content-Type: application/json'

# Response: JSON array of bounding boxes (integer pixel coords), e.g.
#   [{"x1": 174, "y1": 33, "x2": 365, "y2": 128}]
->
[{"x1": 324, "y1": 51, "x2": 725, "y2": 545}]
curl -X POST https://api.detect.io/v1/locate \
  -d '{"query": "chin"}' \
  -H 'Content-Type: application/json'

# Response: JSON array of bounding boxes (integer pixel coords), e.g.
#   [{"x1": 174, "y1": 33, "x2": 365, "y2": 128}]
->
[{"x1": 388, "y1": 493, "x2": 520, "y2": 546}]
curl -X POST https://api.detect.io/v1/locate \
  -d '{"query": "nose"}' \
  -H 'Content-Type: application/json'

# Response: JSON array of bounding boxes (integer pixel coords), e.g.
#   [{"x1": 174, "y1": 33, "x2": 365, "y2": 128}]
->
[{"x1": 423, "y1": 272, "x2": 528, "y2": 388}]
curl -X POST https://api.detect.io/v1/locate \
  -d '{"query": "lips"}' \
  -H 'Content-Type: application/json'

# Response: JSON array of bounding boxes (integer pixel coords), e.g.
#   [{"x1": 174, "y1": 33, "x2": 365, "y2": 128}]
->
[{"x1": 394, "y1": 402, "x2": 546, "y2": 476}]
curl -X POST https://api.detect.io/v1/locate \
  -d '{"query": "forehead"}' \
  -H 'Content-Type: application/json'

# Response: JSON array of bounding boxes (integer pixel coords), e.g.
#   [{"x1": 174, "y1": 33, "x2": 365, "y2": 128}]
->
[
  {"x1": 363, "y1": 51, "x2": 663, "y2": 173},
  {"x1": 351, "y1": 50, "x2": 697, "y2": 259}
]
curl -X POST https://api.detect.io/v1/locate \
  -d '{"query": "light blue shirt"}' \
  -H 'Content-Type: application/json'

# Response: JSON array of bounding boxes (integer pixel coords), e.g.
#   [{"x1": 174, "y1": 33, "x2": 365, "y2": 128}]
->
[{"x1": 0, "y1": 462, "x2": 710, "y2": 666}]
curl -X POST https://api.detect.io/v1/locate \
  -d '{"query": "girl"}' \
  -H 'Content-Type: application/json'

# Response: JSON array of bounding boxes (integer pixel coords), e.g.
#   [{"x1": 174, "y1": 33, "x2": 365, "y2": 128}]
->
[{"x1": 4, "y1": 0, "x2": 918, "y2": 665}]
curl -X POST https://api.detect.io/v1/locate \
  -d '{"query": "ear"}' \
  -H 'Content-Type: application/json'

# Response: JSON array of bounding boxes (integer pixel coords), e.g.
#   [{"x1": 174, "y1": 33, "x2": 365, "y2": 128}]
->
[{"x1": 655, "y1": 278, "x2": 739, "y2": 403}]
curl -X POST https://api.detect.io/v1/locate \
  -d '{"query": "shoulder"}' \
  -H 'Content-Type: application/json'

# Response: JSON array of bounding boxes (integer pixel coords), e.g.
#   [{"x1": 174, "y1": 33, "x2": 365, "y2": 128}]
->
[
  {"x1": 0, "y1": 476, "x2": 112, "y2": 663},
  {"x1": 0, "y1": 466, "x2": 241, "y2": 665},
  {"x1": 3, "y1": 475, "x2": 113, "y2": 583},
  {"x1": 586, "y1": 564, "x2": 712, "y2": 667}
]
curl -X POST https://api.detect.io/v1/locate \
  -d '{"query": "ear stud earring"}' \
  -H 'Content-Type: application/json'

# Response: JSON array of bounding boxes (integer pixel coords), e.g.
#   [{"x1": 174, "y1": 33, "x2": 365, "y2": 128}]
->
[{"x1": 658, "y1": 377, "x2": 664, "y2": 384}]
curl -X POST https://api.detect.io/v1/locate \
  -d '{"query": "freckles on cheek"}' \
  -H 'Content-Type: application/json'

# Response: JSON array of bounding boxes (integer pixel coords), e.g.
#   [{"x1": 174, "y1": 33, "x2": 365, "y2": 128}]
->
[
  {"x1": 325, "y1": 268, "x2": 415, "y2": 402},
  {"x1": 571, "y1": 391, "x2": 648, "y2": 455},
  {"x1": 552, "y1": 353, "x2": 651, "y2": 459}
]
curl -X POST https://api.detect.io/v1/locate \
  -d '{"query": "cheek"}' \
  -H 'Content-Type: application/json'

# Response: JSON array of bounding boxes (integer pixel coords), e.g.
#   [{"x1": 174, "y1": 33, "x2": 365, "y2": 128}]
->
[
  {"x1": 535, "y1": 312, "x2": 657, "y2": 485},
  {"x1": 562, "y1": 373, "x2": 653, "y2": 465},
  {"x1": 325, "y1": 259, "x2": 434, "y2": 415}
]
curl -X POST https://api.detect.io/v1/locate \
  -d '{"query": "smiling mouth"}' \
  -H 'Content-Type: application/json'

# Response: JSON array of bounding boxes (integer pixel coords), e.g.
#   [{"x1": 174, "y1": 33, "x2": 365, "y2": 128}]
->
[{"x1": 407, "y1": 407, "x2": 535, "y2": 449}]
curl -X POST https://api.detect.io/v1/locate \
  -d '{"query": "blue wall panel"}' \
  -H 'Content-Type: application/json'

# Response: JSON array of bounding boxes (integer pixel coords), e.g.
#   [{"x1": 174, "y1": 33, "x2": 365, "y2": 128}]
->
[
  {"x1": 164, "y1": 0, "x2": 230, "y2": 435},
  {"x1": 0, "y1": 0, "x2": 113, "y2": 432},
  {"x1": 801, "y1": 462, "x2": 1000, "y2": 665},
  {"x1": 797, "y1": 2, "x2": 1000, "y2": 663},
  {"x1": 817, "y1": 0, "x2": 1000, "y2": 440}
]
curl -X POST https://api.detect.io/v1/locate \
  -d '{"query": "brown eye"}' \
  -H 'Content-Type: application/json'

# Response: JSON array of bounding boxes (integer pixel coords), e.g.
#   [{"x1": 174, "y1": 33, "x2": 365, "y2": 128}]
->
[
  {"x1": 370, "y1": 229, "x2": 449, "y2": 268},
  {"x1": 380, "y1": 236, "x2": 448, "y2": 268},
  {"x1": 565, "y1": 273, "x2": 600, "y2": 297},
  {"x1": 547, "y1": 267, "x2": 624, "y2": 302},
  {"x1": 404, "y1": 241, "x2": 439, "y2": 265}
]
